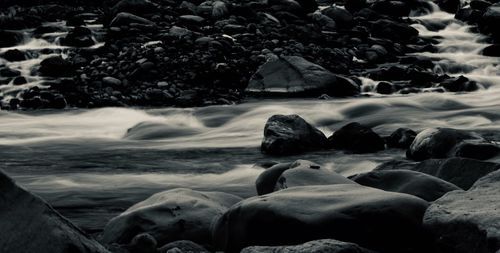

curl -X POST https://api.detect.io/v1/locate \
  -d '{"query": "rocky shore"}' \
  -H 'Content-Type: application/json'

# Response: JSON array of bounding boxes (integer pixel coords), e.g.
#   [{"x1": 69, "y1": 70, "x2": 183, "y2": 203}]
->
[{"x1": 0, "y1": 0, "x2": 498, "y2": 109}]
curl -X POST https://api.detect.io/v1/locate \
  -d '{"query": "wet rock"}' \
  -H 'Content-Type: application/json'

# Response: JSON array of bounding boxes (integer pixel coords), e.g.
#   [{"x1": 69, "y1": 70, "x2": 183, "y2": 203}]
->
[
  {"x1": 351, "y1": 169, "x2": 460, "y2": 201},
  {"x1": 438, "y1": 75, "x2": 478, "y2": 92},
  {"x1": 0, "y1": 30, "x2": 23, "y2": 47},
  {"x1": 386, "y1": 128, "x2": 417, "y2": 149},
  {"x1": 101, "y1": 188, "x2": 242, "y2": 246},
  {"x1": 247, "y1": 56, "x2": 359, "y2": 97},
  {"x1": 295, "y1": 0, "x2": 319, "y2": 13},
  {"x1": 212, "y1": 1, "x2": 229, "y2": 19},
  {"x1": 1, "y1": 49, "x2": 26, "y2": 62},
  {"x1": 0, "y1": 170, "x2": 109, "y2": 253},
  {"x1": 128, "y1": 233, "x2": 157, "y2": 253},
  {"x1": 39, "y1": 56, "x2": 74, "y2": 77},
  {"x1": 124, "y1": 121, "x2": 198, "y2": 140},
  {"x1": 0, "y1": 67, "x2": 21, "y2": 77},
  {"x1": 482, "y1": 44, "x2": 500, "y2": 57},
  {"x1": 158, "y1": 240, "x2": 209, "y2": 253},
  {"x1": 455, "y1": 7, "x2": 483, "y2": 23},
  {"x1": 179, "y1": 15, "x2": 205, "y2": 24},
  {"x1": 471, "y1": 0, "x2": 492, "y2": 11},
  {"x1": 479, "y1": 3, "x2": 500, "y2": 41},
  {"x1": 13, "y1": 76, "x2": 28, "y2": 85},
  {"x1": 111, "y1": 0, "x2": 156, "y2": 16},
  {"x1": 371, "y1": 19, "x2": 419, "y2": 42},
  {"x1": 322, "y1": 6, "x2": 354, "y2": 28},
  {"x1": 376, "y1": 81, "x2": 393, "y2": 94},
  {"x1": 407, "y1": 128, "x2": 499, "y2": 160},
  {"x1": 255, "y1": 160, "x2": 355, "y2": 195},
  {"x1": 212, "y1": 184, "x2": 431, "y2": 253},
  {"x1": 436, "y1": 0, "x2": 462, "y2": 13},
  {"x1": 345, "y1": 0, "x2": 368, "y2": 13},
  {"x1": 328, "y1": 122, "x2": 385, "y2": 153},
  {"x1": 110, "y1": 12, "x2": 155, "y2": 27},
  {"x1": 423, "y1": 169, "x2": 500, "y2": 253},
  {"x1": 371, "y1": 0, "x2": 411, "y2": 17},
  {"x1": 61, "y1": 26, "x2": 94, "y2": 47},
  {"x1": 375, "y1": 157, "x2": 500, "y2": 190},
  {"x1": 168, "y1": 26, "x2": 193, "y2": 38},
  {"x1": 261, "y1": 114, "x2": 328, "y2": 155},
  {"x1": 102, "y1": 76, "x2": 122, "y2": 86},
  {"x1": 241, "y1": 239, "x2": 377, "y2": 253}
]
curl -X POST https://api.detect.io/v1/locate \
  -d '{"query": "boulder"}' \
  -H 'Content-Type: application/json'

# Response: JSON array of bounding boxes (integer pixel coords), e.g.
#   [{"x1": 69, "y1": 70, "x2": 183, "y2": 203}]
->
[
  {"x1": 375, "y1": 157, "x2": 500, "y2": 190},
  {"x1": 61, "y1": 26, "x2": 94, "y2": 47},
  {"x1": 482, "y1": 44, "x2": 500, "y2": 57},
  {"x1": 1, "y1": 49, "x2": 26, "y2": 62},
  {"x1": 0, "y1": 170, "x2": 109, "y2": 253},
  {"x1": 110, "y1": 0, "x2": 156, "y2": 16},
  {"x1": 212, "y1": 1, "x2": 229, "y2": 19},
  {"x1": 255, "y1": 160, "x2": 355, "y2": 195},
  {"x1": 345, "y1": 0, "x2": 368, "y2": 13},
  {"x1": 101, "y1": 188, "x2": 242, "y2": 246},
  {"x1": 179, "y1": 15, "x2": 205, "y2": 24},
  {"x1": 386, "y1": 128, "x2": 417, "y2": 149},
  {"x1": 436, "y1": 0, "x2": 462, "y2": 13},
  {"x1": 438, "y1": 75, "x2": 478, "y2": 92},
  {"x1": 39, "y1": 56, "x2": 74, "y2": 77},
  {"x1": 479, "y1": 3, "x2": 500, "y2": 41},
  {"x1": 370, "y1": 19, "x2": 419, "y2": 42},
  {"x1": 110, "y1": 12, "x2": 155, "y2": 27},
  {"x1": 0, "y1": 67, "x2": 20, "y2": 77},
  {"x1": 212, "y1": 184, "x2": 431, "y2": 253},
  {"x1": 102, "y1": 76, "x2": 122, "y2": 86},
  {"x1": 321, "y1": 6, "x2": 354, "y2": 28},
  {"x1": 158, "y1": 240, "x2": 209, "y2": 253},
  {"x1": 371, "y1": 0, "x2": 411, "y2": 17},
  {"x1": 246, "y1": 56, "x2": 360, "y2": 97},
  {"x1": 407, "y1": 128, "x2": 499, "y2": 161},
  {"x1": 376, "y1": 81, "x2": 393, "y2": 94},
  {"x1": 328, "y1": 122, "x2": 385, "y2": 153},
  {"x1": 423, "y1": 169, "x2": 500, "y2": 253},
  {"x1": 0, "y1": 30, "x2": 23, "y2": 47},
  {"x1": 261, "y1": 114, "x2": 328, "y2": 155},
  {"x1": 351, "y1": 169, "x2": 460, "y2": 201},
  {"x1": 241, "y1": 239, "x2": 377, "y2": 253},
  {"x1": 296, "y1": 0, "x2": 319, "y2": 13}
]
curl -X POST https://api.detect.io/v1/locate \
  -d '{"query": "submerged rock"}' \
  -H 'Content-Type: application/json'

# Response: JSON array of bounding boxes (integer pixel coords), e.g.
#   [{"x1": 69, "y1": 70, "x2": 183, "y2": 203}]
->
[
  {"x1": 328, "y1": 122, "x2": 385, "y2": 153},
  {"x1": 0, "y1": 170, "x2": 109, "y2": 253},
  {"x1": 424, "y1": 169, "x2": 500, "y2": 253},
  {"x1": 212, "y1": 184, "x2": 431, "y2": 253},
  {"x1": 261, "y1": 114, "x2": 328, "y2": 155},
  {"x1": 101, "y1": 188, "x2": 242, "y2": 246},
  {"x1": 241, "y1": 239, "x2": 377, "y2": 253}
]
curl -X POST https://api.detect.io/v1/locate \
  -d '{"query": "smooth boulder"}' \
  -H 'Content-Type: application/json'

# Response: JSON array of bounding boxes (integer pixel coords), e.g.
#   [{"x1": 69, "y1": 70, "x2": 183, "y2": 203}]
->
[
  {"x1": 351, "y1": 169, "x2": 460, "y2": 201},
  {"x1": 241, "y1": 239, "x2": 377, "y2": 253},
  {"x1": 101, "y1": 188, "x2": 242, "y2": 246},
  {"x1": 39, "y1": 56, "x2": 74, "y2": 77},
  {"x1": 110, "y1": 12, "x2": 155, "y2": 27},
  {"x1": 247, "y1": 56, "x2": 360, "y2": 97},
  {"x1": 261, "y1": 114, "x2": 328, "y2": 155},
  {"x1": 212, "y1": 184, "x2": 431, "y2": 253},
  {"x1": 386, "y1": 128, "x2": 417, "y2": 149},
  {"x1": 370, "y1": 19, "x2": 419, "y2": 42},
  {"x1": 328, "y1": 122, "x2": 385, "y2": 153},
  {"x1": 424, "y1": 169, "x2": 500, "y2": 253},
  {"x1": 0, "y1": 170, "x2": 109, "y2": 253}
]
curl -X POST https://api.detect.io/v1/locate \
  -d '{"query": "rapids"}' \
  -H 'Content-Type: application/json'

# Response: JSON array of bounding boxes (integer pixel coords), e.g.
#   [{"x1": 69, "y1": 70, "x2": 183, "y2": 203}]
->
[{"x1": 1, "y1": 4, "x2": 499, "y2": 233}]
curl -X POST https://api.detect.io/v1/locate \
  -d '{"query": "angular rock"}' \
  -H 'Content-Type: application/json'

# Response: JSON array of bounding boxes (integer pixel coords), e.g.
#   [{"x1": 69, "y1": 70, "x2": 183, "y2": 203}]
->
[
  {"x1": 101, "y1": 188, "x2": 242, "y2": 246},
  {"x1": 261, "y1": 114, "x2": 328, "y2": 155},
  {"x1": 423, "y1": 169, "x2": 500, "y2": 253},
  {"x1": 247, "y1": 56, "x2": 359, "y2": 97},
  {"x1": 0, "y1": 170, "x2": 109, "y2": 253},
  {"x1": 256, "y1": 160, "x2": 355, "y2": 195},
  {"x1": 328, "y1": 122, "x2": 385, "y2": 153},
  {"x1": 212, "y1": 184, "x2": 431, "y2": 253},
  {"x1": 351, "y1": 169, "x2": 460, "y2": 201},
  {"x1": 241, "y1": 239, "x2": 377, "y2": 253}
]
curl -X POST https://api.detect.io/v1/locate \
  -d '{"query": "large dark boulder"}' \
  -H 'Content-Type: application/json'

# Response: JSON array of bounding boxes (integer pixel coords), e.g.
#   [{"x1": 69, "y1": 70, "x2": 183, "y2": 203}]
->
[
  {"x1": 0, "y1": 170, "x2": 109, "y2": 253},
  {"x1": 246, "y1": 56, "x2": 360, "y2": 97},
  {"x1": 241, "y1": 239, "x2": 377, "y2": 253},
  {"x1": 101, "y1": 188, "x2": 242, "y2": 246},
  {"x1": 61, "y1": 26, "x2": 94, "y2": 47},
  {"x1": 482, "y1": 44, "x2": 500, "y2": 57},
  {"x1": 371, "y1": 0, "x2": 412, "y2": 17},
  {"x1": 328, "y1": 122, "x2": 385, "y2": 153},
  {"x1": 1, "y1": 49, "x2": 27, "y2": 62},
  {"x1": 261, "y1": 114, "x2": 328, "y2": 155},
  {"x1": 375, "y1": 157, "x2": 500, "y2": 190},
  {"x1": 479, "y1": 3, "x2": 500, "y2": 41},
  {"x1": 424, "y1": 169, "x2": 500, "y2": 253},
  {"x1": 407, "y1": 128, "x2": 499, "y2": 161},
  {"x1": 0, "y1": 30, "x2": 23, "y2": 47},
  {"x1": 435, "y1": 0, "x2": 462, "y2": 13},
  {"x1": 212, "y1": 184, "x2": 431, "y2": 253},
  {"x1": 255, "y1": 160, "x2": 355, "y2": 195},
  {"x1": 351, "y1": 169, "x2": 460, "y2": 201},
  {"x1": 39, "y1": 56, "x2": 75, "y2": 77},
  {"x1": 370, "y1": 19, "x2": 419, "y2": 42}
]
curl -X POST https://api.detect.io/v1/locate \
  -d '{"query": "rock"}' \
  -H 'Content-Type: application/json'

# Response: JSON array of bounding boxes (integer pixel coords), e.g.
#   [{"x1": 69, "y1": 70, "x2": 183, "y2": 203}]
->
[
  {"x1": 111, "y1": 0, "x2": 156, "y2": 16},
  {"x1": 13, "y1": 76, "x2": 28, "y2": 85},
  {"x1": 110, "y1": 12, "x2": 155, "y2": 27},
  {"x1": 39, "y1": 56, "x2": 74, "y2": 77},
  {"x1": 376, "y1": 81, "x2": 393, "y2": 94},
  {"x1": 345, "y1": 0, "x2": 368, "y2": 13},
  {"x1": 241, "y1": 239, "x2": 377, "y2": 253},
  {"x1": 438, "y1": 75, "x2": 478, "y2": 92},
  {"x1": 436, "y1": 0, "x2": 462, "y2": 13},
  {"x1": 375, "y1": 157, "x2": 500, "y2": 190},
  {"x1": 482, "y1": 44, "x2": 500, "y2": 57},
  {"x1": 1, "y1": 49, "x2": 26, "y2": 62},
  {"x1": 256, "y1": 160, "x2": 355, "y2": 195},
  {"x1": 386, "y1": 128, "x2": 417, "y2": 149},
  {"x1": 261, "y1": 114, "x2": 328, "y2": 155},
  {"x1": 371, "y1": 0, "x2": 411, "y2": 17},
  {"x1": 322, "y1": 6, "x2": 354, "y2": 28},
  {"x1": 455, "y1": 7, "x2": 482, "y2": 23},
  {"x1": 212, "y1": 184, "x2": 431, "y2": 253},
  {"x1": 158, "y1": 240, "x2": 209, "y2": 253},
  {"x1": 179, "y1": 15, "x2": 205, "y2": 24},
  {"x1": 101, "y1": 188, "x2": 242, "y2": 246},
  {"x1": 351, "y1": 169, "x2": 460, "y2": 201},
  {"x1": 370, "y1": 19, "x2": 419, "y2": 42},
  {"x1": 423, "y1": 169, "x2": 500, "y2": 253},
  {"x1": 295, "y1": 0, "x2": 319, "y2": 13},
  {"x1": 102, "y1": 76, "x2": 122, "y2": 86},
  {"x1": 328, "y1": 122, "x2": 385, "y2": 153},
  {"x1": 212, "y1": 1, "x2": 229, "y2": 19},
  {"x1": 0, "y1": 67, "x2": 20, "y2": 77},
  {"x1": 124, "y1": 121, "x2": 198, "y2": 140},
  {"x1": 128, "y1": 233, "x2": 157, "y2": 253},
  {"x1": 0, "y1": 30, "x2": 23, "y2": 47},
  {"x1": 471, "y1": 0, "x2": 492, "y2": 11},
  {"x1": 168, "y1": 26, "x2": 193, "y2": 38},
  {"x1": 407, "y1": 128, "x2": 499, "y2": 161},
  {"x1": 247, "y1": 56, "x2": 360, "y2": 97},
  {"x1": 0, "y1": 170, "x2": 109, "y2": 253},
  {"x1": 61, "y1": 26, "x2": 94, "y2": 47},
  {"x1": 479, "y1": 3, "x2": 500, "y2": 40}
]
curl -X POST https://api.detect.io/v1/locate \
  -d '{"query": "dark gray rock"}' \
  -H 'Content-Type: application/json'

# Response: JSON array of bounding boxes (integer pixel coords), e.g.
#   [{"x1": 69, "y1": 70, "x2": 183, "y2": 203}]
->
[
  {"x1": 110, "y1": 12, "x2": 155, "y2": 27},
  {"x1": 158, "y1": 240, "x2": 209, "y2": 253},
  {"x1": 370, "y1": 19, "x2": 419, "y2": 42},
  {"x1": 241, "y1": 239, "x2": 377, "y2": 253},
  {"x1": 0, "y1": 30, "x2": 23, "y2": 47},
  {"x1": 328, "y1": 122, "x2": 385, "y2": 153},
  {"x1": 39, "y1": 56, "x2": 74, "y2": 77},
  {"x1": 386, "y1": 128, "x2": 417, "y2": 149}
]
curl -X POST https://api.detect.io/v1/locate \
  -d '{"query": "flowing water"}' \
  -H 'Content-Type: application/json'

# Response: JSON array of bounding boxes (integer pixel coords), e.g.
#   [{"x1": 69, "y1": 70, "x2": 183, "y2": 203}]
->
[{"x1": 0, "y1": 5, "x2": 499, "y2": 233}]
